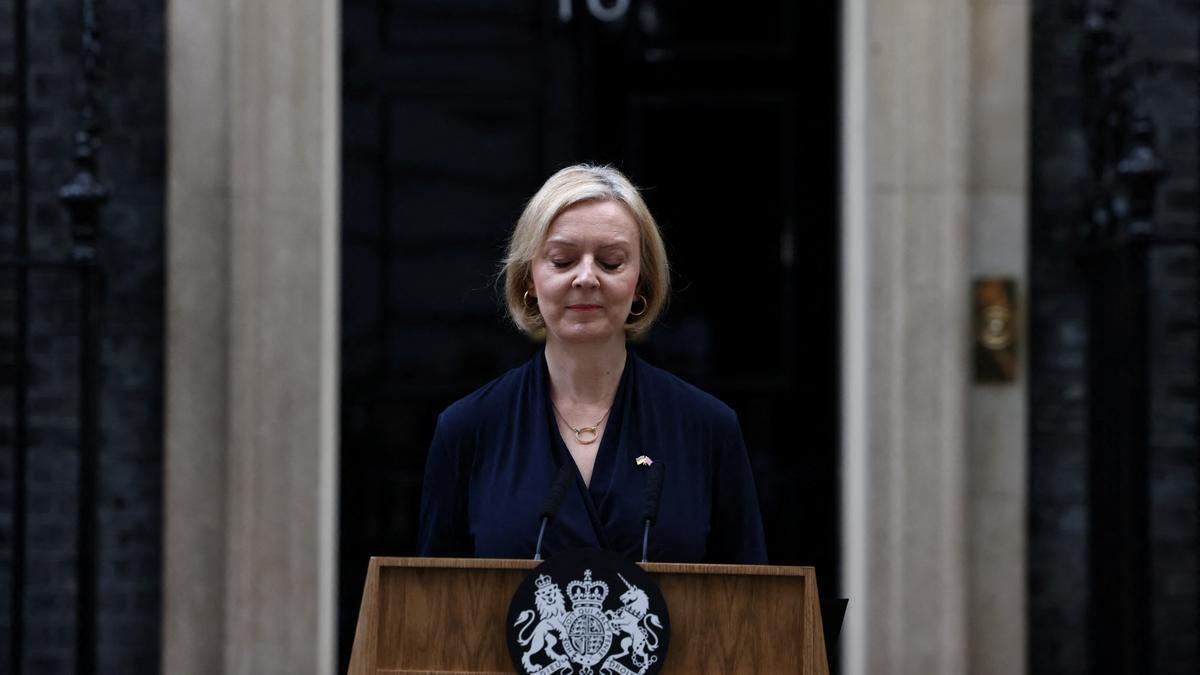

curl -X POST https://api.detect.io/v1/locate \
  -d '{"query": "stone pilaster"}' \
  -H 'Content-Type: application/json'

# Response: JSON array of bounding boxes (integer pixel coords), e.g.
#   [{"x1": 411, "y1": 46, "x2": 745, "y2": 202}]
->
[
  {"x1": 164, "y1": 1, "x2": 340, "y2": 673},
  {"x1": 842, "y1": 0, "x2": 974, "y2": 673}
]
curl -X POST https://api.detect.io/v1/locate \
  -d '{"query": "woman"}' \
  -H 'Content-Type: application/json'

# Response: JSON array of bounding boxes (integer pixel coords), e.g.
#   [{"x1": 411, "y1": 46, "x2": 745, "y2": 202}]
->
[{"x1": 417, "y1": 164, "x2": 767, "y2": 564}]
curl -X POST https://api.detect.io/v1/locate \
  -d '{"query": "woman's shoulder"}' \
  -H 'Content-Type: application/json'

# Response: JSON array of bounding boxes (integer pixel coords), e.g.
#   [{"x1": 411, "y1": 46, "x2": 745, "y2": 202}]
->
[
  {"x1": 632, "y1": 353, "x2": 739, "y2": 426},
  {"x1": 436, "y1": 354, "x2": 538, "y2": 432}
]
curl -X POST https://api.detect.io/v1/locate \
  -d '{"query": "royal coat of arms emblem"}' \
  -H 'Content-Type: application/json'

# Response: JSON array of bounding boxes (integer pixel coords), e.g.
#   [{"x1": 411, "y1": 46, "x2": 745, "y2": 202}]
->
[{"x1": 507, "y1": 550, "x2": 670, "y2": 675}]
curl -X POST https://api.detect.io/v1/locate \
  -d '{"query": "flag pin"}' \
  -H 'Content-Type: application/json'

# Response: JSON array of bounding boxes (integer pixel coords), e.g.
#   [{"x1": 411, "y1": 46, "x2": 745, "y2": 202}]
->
[{"x1": 635, "y1": 455, "x2": 653, "y2": 466}]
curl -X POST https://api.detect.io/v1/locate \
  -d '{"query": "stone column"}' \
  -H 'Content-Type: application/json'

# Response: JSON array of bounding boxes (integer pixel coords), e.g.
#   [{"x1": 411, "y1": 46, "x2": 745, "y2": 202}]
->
[
  {"x1": 842, "y1": 0, "x2": 1029, "y2": 673},
  {"x1": 164, "y1": 0, "x2": 340, "y2": 673},
  {"x1": 842, "y1": 0, "x2": 973, "y2": 673},
  {"x1": 164, "y1": 0, "x2": 231, "y2": 670}
]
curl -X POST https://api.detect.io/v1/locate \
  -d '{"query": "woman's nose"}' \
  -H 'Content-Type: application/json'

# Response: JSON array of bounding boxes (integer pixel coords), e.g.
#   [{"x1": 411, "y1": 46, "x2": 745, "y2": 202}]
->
[{"x1": 572, "y1": 258, "x2": 600, "y2": 287}]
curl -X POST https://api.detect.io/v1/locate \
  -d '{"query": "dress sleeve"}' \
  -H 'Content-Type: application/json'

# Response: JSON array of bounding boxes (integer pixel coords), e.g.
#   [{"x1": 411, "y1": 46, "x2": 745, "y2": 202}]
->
[
  {"x1": 706, "y1": 410, "x2": 769, "y2": 564},
  {"x1": 416, "y1": 411, "x2": 474, "y2": 557}
]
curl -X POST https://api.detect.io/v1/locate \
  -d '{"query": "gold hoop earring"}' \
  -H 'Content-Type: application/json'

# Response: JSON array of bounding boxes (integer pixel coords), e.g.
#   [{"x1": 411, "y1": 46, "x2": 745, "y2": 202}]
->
[
  {"x1": 523, "y1": 290, "x2": 538, "y2": 311},
  {"x1": 629, "y1": 294, "x2": 647, "y2": 317}
]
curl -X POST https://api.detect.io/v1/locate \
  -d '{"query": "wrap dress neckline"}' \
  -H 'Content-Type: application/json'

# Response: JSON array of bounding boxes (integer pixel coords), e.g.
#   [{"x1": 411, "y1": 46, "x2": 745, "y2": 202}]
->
[{"x1": 539, "y1": 348, "x2": 635, "y2": 551}]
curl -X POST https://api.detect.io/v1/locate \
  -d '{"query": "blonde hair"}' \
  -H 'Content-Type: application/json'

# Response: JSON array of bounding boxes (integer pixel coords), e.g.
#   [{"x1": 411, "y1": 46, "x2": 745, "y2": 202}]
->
[{"x1": 502, "y1": 164, "x2": 669, "y2": 338}]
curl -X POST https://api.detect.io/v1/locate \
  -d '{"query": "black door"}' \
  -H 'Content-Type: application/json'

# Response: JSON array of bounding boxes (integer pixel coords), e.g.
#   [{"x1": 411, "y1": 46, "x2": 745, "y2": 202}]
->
[{"x1": 340, "y1": 1, "x2": 838, "y2": 668}]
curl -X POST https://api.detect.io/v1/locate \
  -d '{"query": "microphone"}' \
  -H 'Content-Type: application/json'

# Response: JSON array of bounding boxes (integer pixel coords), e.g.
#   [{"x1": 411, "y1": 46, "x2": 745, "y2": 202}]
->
[
  {"x1": 534, "y1": 462, "x2": 575, "y2": 560},
  {"x1": 640, "y1": 461, "x2": 665, "y2": 563}
]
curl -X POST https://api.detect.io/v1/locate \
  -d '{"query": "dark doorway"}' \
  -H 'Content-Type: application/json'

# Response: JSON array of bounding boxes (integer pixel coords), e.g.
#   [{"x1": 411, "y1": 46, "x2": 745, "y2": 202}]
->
[{"x1": 340, "y1": 1, "x2": 839, "y2": 668}]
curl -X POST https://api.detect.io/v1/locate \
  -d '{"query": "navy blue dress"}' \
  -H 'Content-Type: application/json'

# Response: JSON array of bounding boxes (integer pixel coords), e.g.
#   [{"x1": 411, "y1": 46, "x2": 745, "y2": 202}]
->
[{"x1": 416, "y1": 349, "x2": 768, "y2": 564}]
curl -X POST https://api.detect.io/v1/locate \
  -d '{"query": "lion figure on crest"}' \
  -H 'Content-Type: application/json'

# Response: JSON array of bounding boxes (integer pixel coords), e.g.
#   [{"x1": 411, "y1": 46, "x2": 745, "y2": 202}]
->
[
  {"x1": 606, "y1": 574, "x2": 662, "y2": 668},
  {"x1": 513, "y1": 575, "x2": 568, "y2": 672}
]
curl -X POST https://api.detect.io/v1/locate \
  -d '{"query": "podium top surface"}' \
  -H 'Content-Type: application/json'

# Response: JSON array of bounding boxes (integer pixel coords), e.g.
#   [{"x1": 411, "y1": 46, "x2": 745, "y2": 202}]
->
[{"x1": 369, "y1": 556, "x2": 818, "y2": 578}]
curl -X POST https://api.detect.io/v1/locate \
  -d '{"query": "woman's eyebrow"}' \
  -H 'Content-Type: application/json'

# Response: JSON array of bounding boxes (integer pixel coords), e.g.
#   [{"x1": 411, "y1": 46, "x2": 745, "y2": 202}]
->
[
  {"x1": 543, "y1": 238, "x2": 631, "y2": 249},
  {"x1": 597, "y1": 241, "x2": 631, "y2": 251}
]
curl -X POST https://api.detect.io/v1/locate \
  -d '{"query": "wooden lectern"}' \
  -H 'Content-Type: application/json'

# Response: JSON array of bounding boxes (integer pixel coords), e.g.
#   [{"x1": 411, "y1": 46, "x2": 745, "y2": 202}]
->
[{"x1": 347, "y1": 557, "x2": 830, "y2": 675}]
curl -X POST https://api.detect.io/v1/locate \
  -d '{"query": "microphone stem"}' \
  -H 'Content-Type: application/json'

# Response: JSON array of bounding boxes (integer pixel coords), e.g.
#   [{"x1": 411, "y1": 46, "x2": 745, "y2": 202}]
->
[
  {"x1": 534, "y1": 517, "x2": 549, "y2": 561},
  {"x1": 641, "y1": 519, "x2": 651, "y2": 563}
]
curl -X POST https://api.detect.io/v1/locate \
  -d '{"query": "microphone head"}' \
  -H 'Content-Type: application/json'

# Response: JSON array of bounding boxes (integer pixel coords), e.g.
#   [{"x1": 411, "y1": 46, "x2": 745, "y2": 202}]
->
[
  {"x1": 641, "y1": 461, "x2": 665, "y2": 525},
  {"x1": 538, "y1": 462, "x2": 576, "y2": 521}
]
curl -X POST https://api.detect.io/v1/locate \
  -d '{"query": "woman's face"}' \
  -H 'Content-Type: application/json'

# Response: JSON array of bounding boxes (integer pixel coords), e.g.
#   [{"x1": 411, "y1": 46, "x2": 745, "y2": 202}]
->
[{"x1": 529, "y1": 199, "x2": 642, "y2": 345}]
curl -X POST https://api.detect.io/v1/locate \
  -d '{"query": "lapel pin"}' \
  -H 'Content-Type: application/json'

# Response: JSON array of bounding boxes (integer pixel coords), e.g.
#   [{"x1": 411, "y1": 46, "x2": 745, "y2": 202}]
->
[{"x1": 635, "y1": 455, "x2": 653, "y2": 467}]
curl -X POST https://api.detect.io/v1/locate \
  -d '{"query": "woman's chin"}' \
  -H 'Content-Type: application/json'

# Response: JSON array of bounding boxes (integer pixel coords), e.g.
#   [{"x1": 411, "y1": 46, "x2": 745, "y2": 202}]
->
[{"x1": 548, "y1": 321, "x2": 623, "y2": 344}]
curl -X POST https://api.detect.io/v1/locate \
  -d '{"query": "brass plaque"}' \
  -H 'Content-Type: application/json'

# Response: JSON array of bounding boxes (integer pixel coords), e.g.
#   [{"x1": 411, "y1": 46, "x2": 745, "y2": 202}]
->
[{"x1": 974, "y1": 278, "x2": 1017, "y2": 383}]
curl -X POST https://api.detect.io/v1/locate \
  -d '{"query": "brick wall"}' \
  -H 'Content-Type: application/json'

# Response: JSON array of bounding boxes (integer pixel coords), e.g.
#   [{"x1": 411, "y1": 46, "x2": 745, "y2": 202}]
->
[
  {"x1": 0, "y1": 0, "x2": 164, "y2": 672},
  {"x1": 1030, "y1": 1, "x2": 1198, "y2": 673},
  {"x1": 1135, "y1": 1, "x2": 1200, "y2": 669},
  {"x1": 0, "y1": 0, "x2": 17, "y2": 667}
]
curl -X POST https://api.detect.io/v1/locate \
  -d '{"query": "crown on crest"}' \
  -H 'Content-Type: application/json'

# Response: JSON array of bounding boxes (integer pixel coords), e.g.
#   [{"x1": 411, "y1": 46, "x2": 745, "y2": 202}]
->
[
  {"x1": 566, "y1": 569, "x2": 609, "y2": 609},
  {"x1": 534, "y1": 574, "x2": 555, "y2": 590}
]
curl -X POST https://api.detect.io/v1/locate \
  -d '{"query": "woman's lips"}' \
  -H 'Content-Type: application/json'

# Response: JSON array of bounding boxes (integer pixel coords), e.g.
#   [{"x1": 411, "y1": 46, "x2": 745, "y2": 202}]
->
[{"x1": 566, "y1": 304, "x2": 602, "y2": 311}]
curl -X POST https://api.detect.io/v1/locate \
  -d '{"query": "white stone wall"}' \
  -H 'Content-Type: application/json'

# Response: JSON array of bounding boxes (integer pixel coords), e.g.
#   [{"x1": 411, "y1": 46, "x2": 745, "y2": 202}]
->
[{"x1": 966, "y1": 1, "x2": 1029, "y2": 673}]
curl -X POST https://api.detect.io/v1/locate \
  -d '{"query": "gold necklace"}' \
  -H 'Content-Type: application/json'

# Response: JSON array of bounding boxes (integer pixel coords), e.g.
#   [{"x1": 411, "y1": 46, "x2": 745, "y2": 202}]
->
[{"x1": 550, "y1": 399, "x2": 611, "y2": 445}]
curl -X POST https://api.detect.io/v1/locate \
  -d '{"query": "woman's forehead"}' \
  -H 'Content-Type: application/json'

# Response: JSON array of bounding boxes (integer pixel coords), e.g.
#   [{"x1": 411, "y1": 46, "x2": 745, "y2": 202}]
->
[{"x1": 544, "y1": 200, "x2": 638, "y2": 245}]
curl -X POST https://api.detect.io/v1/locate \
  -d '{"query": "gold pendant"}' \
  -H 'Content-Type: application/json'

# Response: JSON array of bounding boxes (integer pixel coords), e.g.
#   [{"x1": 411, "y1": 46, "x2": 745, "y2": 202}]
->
[{"x1": 575, "y1": 426, "x2": 599, "y2": 444}]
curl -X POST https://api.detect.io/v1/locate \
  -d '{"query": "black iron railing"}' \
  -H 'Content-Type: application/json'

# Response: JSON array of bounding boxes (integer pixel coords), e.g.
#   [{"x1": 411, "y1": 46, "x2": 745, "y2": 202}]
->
[
  {"x1": 3, "y1": 1, "x2": 107, "y2": 673},
  {"x1": 1078, "y1": 2, "x2": 1195, "y2": 673}
]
